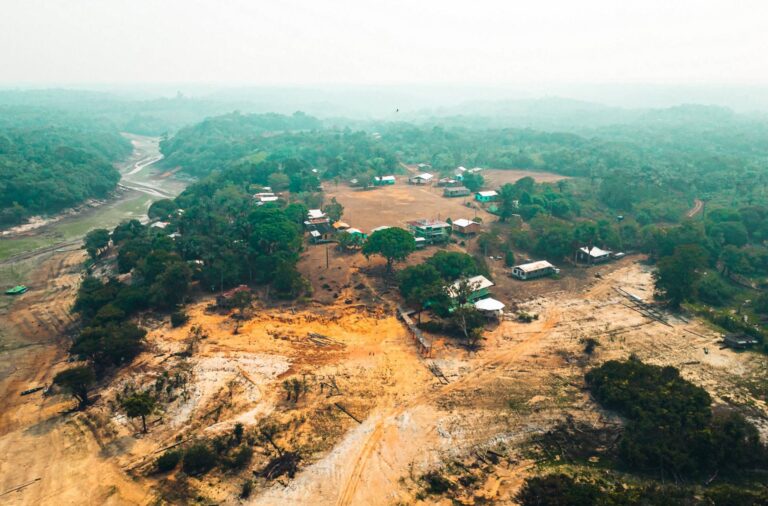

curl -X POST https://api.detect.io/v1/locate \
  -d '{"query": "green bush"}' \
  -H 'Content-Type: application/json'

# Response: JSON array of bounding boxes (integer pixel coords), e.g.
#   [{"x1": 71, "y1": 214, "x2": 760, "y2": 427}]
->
[
  {"x1": 227, "y1": 445, "x2": 253, "y2": 470},
  {"x1": 586, "y1": 359, "x2": 767, "y2": 478},
  {"x1": 182, "y1": 443, "x2": 217, "y2": 475},
  {"x1": 170, "y1": 311, "x2": 189, "y2": 328},
  {"x1": 156, "y1": 450, "x2": 181, "y2": 473},
  {"x1": 516, "y1": 474, "x2": 599, "y2": 506}
]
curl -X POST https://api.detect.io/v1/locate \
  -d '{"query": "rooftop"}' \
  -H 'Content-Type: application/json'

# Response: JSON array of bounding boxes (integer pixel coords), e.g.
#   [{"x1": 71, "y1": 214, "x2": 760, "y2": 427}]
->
[
  {"x1": 452, "y1": 218, "x2": 474, "y2": 227},
  {"x1": 475, "y1": 297, "x2": 505, "y2": 311},
  {"x1": 448, "y1": 275, "x2": 494, "y2": 297},
  {"x1": 515, "y1": 260, "x2": 556, "y2": 272},
  {"x1": 580, "y1": 246, "x2": 611, "y2": 257},
  {"x1": 308, "y1": 209, "x2": 326, "y2": 219},
  {"x1": 407, "y1": 219, "x2": 450, "y2": 228},
  {"x1": 412, "y1": 172, "x2": 434, "y2": 180},
  {"x1": 477, "y1": 190, "x2": 498, "y2": 197}
]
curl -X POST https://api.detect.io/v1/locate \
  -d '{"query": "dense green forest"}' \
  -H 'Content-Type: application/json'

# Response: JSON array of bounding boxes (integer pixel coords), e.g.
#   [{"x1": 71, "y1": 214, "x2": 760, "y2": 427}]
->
[{"x1": 0, "y1": 109, "x2": 131, "y2": 226}]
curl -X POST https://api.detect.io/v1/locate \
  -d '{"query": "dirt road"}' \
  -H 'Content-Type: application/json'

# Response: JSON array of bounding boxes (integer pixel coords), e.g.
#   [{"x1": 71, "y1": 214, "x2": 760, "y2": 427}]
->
[{"x1": 686, "y1": 198, "x2": 704, "y2": 218}]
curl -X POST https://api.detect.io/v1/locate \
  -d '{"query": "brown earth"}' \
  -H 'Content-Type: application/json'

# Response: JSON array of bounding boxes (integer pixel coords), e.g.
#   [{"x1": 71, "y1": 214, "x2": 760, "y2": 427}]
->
[
  {"x1": 1, "y1": 162, "x2": 766, "y2": 505},
  {"x1": 0, "y1": 249, "x2": 148, "y2": 505}
]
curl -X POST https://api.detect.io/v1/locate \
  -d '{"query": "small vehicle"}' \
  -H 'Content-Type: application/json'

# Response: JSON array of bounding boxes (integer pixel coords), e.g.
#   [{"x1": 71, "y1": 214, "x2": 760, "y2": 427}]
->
[{"x1": 5, "y1": 285, "x2": 28, "y2": 295}]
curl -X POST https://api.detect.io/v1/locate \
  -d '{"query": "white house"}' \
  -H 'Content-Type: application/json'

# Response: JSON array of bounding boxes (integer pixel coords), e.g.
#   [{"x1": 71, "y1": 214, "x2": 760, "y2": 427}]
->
[
  {"x1": 577, "y1": 246, "x2": 612, "y2": 264},
  {"x1": 408, "y1": 173, "x2": 434, "y2": 185},
  {"x1": 511, "y1": 261, "x2": 560, "y2": 280}
]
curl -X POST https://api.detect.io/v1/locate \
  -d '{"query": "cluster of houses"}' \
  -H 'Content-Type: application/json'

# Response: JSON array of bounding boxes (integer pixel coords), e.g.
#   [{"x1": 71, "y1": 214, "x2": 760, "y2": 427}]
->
[{"x1": 509, "y1": 247, "x2": 623, "y2": 281}]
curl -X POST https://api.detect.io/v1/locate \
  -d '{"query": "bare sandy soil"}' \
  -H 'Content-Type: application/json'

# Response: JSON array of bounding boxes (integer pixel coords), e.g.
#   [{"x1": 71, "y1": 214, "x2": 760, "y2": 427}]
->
[
  {"x1": 481, "y1": 168, "x2": 569, "y2": 186},
  {"x1": 1, "y1": 157, "x2": 765, "y2": 504},
  {"x1": 325, "y1": 179, "x2": 489, "y2": 233},
  {"x1": 2, "y1": 249, "x2": 766, "y2": 505}
]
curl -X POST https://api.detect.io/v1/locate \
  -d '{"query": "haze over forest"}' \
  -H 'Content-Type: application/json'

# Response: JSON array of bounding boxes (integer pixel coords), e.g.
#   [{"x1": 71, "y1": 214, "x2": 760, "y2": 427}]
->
[{"x1": 2, "y1": 2, "x2": 768, "y2": 506}]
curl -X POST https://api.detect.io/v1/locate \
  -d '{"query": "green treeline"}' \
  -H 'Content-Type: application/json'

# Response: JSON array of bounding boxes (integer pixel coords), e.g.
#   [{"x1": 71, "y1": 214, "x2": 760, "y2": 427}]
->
[
  {"x1": 0, "y1": 109, "x2": 131, "y2": 227},
  {"x1": 514, "y1": 359, "x2": 768, "y2": 505}
]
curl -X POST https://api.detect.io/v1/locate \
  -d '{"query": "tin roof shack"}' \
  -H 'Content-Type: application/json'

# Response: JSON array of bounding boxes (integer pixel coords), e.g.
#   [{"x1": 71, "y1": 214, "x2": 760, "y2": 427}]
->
[
  {"x1": 577, "y1": 246, "x2": 612, "y2": 264},
  {"x1": 407, "y1": 219, "x2": 451, "y2": 244},
  {"x1": 408, "y1": 173, "x2": 434, "y2": 185},
  {"x1": 474, "y1": 297, "x2": 505, "y2": 318},
  {"x1": 373, "y1": 175, "x2": 396, "y2": 185},
  {"x1": 723, "y1": 334, "x2": 760, "y2": 349},
  {"x1": 475, "y1": 190, "x2": 499, "y2": 203},
  {"x1": 443, "y1": 186, "x2": 471, "y2": 198},
  {"x1": 447, "y1": 275, "x2": 494, "y2": 303},
  {"x1": 511, "y1": 260, "x2": 560, "y2": 280},
  {"x1": 216, "y1": 285, "x2": 250, "y2": 309},
  {"x1": 437, "y1": 177, "x2": 462, "y2": 187},
  {"x1": 452, "y1": 218, "x2": 481, "y2": 235}
]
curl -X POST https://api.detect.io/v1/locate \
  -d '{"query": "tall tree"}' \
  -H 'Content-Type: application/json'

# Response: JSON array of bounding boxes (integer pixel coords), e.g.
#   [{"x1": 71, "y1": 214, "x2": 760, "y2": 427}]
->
[
  {"x1": 84, "y1": 229, "x2": 110, "y2": 260},
  {"x1": 121, "y1": 391, "x2": 156, "y2": 433},
  {"x1": 53, "y1": 366, "x2": 96, "y2": 410},
  {"x1": 362, "y1": 227, "x2": 416, "y2": 274},
  {"x1": 654, "y1": 244, "x2": 708, "y2": 307}
]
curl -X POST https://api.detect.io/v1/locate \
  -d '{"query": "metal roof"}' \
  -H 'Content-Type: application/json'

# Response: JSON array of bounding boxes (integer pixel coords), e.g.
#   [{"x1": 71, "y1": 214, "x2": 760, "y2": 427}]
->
[
  {"x1": 514, "y1": 260, "x2": 556, "y2": 273},
  {"x1": 475, "y1": 297, "x2": 505, "y2": 311},
  {"x1": 448, "y1": 275, "x2": 494, "y2": 297},
  {"x1": 452, "y1": 218, "x2": 474, "y2": 227}
]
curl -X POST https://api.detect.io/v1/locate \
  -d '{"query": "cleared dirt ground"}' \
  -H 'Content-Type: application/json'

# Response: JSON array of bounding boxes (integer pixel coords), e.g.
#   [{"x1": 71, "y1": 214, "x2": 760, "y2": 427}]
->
[
  {"x1": 2, "y1": 164, "x2": 766, "y2": 505},
  {"x1": 325, "y1": 179, "x2": 487, "y2": 232}
]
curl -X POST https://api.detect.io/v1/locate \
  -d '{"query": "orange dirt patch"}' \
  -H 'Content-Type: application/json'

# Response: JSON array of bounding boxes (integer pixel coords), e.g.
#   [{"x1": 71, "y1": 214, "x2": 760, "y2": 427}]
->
[{"x1": 325, "y1": 179, "x2": 490, "y2": 233}]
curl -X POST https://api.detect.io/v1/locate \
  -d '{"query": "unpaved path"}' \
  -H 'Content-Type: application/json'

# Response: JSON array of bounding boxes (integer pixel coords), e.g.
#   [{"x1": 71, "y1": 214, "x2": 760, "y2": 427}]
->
[{"x1": 686, "y1": 198, "x2": 703, "y2": 218}]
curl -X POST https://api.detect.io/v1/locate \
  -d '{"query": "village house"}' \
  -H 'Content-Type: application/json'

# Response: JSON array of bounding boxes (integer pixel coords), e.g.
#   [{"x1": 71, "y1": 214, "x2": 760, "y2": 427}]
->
[
  {"x1": 475, "y1": 190, "x2": 499, "y2": 203},
  {"x1": 437, "y1": 177, "x2": 462, "y2": 187},
  {"x1": 452, "y1": 218, "x2": 481, "y2": 235},
  {"x1": 408, "y1": 172, "x2": 434, "y2": 185},
  {"x1": 333, "y1": 221, "x2": 350, "y2": 231},
  {"x1": 723, "y1": 334, "x2": 760, "y2": 349},
  {"x1": 443, "y1": 186, "x2": 471, "y2": 198},
  {"x1": 407, "y1": 219, "x2": 451, "y2": 244},
  {"x1": 577, "y1": 246, "x2": 612, "y2": 264},
  {"x1": 305, "y1": 209, "x2": 335, "y2": 243},
  {"x1": 454, "y1": 166, "x2": 467, "y2": 180},
  {"x1": 370, "y1": 225, "x2": 391, "y2": 233},
  {"x1": 447, "y1": 274, "x2": 494, "y2": 302},
  {"x1": 373, "y1": 175, "x2": 396, "y2": 185},
  {"x1": 345, "y1": 227, "x2": 367, "y2": 240},
  {"x1": 474, "y1": 297, "x2": 505, "y2": 318},
  {"x1": 511, "y1": 260, "x2": 560, "y2": 280}
]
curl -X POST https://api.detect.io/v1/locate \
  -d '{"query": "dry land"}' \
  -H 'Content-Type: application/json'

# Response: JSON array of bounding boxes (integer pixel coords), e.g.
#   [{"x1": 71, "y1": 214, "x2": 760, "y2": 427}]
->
[{"x1": 0, "y1": 167, "x2": 766, "y2": 505}]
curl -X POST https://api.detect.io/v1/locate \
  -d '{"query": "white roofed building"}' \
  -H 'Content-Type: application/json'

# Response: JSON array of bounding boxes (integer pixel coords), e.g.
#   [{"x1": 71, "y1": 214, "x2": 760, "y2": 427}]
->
[
  {"x1": 511, "y1": 261, "x2": 560, "y2": 280},
  {"x1": 577, "y1": 246, "x2": 612, "y2": 264}
]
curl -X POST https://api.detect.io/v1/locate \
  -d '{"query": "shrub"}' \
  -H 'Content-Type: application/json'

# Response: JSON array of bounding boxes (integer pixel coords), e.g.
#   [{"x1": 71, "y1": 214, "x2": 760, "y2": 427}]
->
[
  {"x1": 170, "y1": 311, "x2": 189, "y2": 328},
  {"x1": 229, "y1": 445, "x2": 253, "y2": 469},
  {"x1": 240, "y1": 479, "x2": 253, "y2": 499},
  {"x1": 182, "y1": 443, "x2": 216, "y2": 475},
  {"x1": 156, "y1": 450, "x2": 181, "y2": 473},
  {"x1": 422, "y1": 471, "x2": 454, "y2": 495},
  {"x1": 516, "y1": 474, "x2": 599, "y2": 506},
  {"x1": 504, "y1": 250, "x2": 516, "y2": 267}
]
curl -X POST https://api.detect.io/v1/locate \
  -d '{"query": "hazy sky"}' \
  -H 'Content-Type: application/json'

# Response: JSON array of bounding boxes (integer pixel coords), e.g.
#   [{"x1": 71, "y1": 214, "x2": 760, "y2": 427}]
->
[{"x1": 1, "y1": 0, "x2": 767, "y2": 86}]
